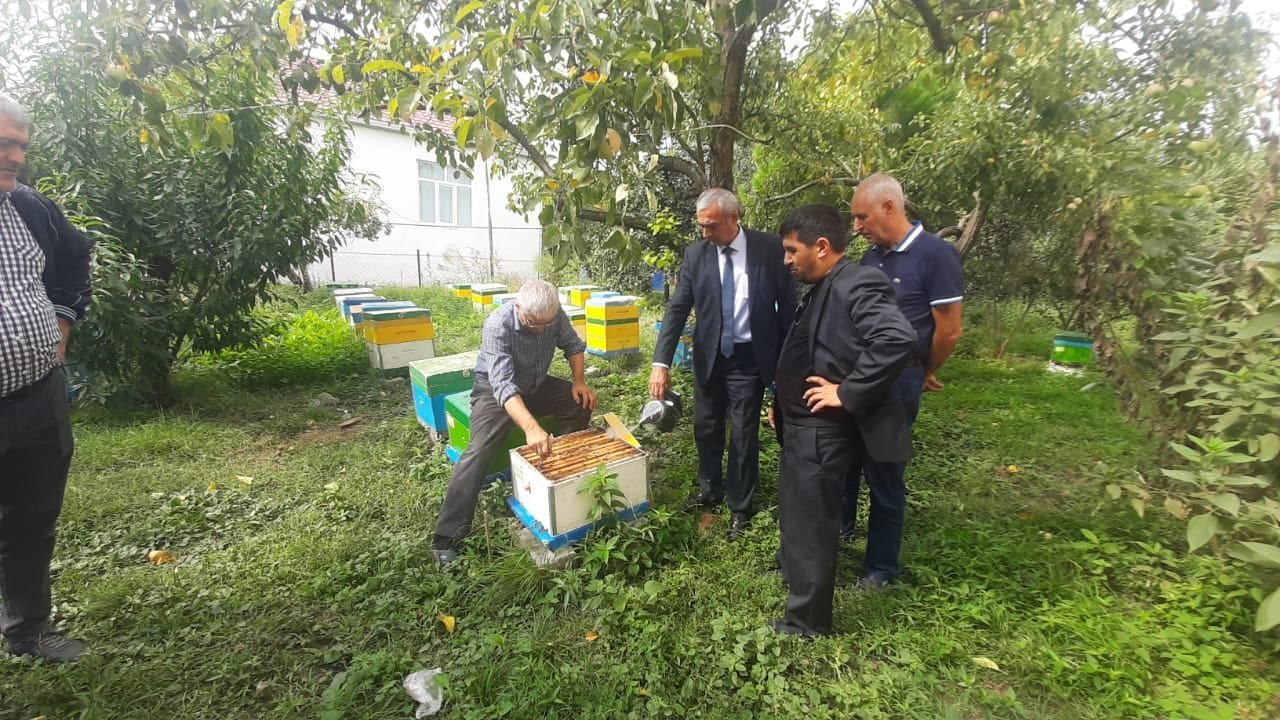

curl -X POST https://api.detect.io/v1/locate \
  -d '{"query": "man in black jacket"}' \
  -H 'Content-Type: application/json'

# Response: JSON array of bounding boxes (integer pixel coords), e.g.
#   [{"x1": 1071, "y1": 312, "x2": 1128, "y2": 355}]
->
[
  {"x1": 0, "y1": 94, "x2": 92, "y2": 663},
  {"x1": 651, "y1": 188, "x2": 796, "y2": 539},
  {"x1": 768, "y1": 204, "x2": 915, "y2": 637}
]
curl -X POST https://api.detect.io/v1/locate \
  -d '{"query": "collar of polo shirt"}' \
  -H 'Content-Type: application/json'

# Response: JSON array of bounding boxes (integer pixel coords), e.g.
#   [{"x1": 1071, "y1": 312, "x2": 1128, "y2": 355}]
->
[{"x1": 890, "y1": 222, "x2": 924, "y2": 253}]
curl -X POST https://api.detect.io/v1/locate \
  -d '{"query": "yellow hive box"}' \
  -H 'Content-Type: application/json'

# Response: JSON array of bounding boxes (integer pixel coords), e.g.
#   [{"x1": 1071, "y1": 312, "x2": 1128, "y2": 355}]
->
[
  {"x1": 566, "y1": 285, "x2": 599, "y2": 307},
  {"x1": 588, "y1": 336, "x2": 641, "y2": 352},
  {"x1": 364, "y1": 319, "x2": 436, "y2": 345},
  {"x1": 586, "y1": 305, "x2": 640, "y2": 322},
  {"x1": 587, "y1": 326, "x2": 640, "y2": 345},
  {"x1": 451, "y1": 283, "x2": 472, "y2": 299}
]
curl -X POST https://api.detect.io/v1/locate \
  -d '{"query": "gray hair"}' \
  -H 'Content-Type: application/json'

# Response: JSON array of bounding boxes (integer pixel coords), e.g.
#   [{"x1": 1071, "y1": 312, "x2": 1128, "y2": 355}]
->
[
  {"x1": 855, "y1": 173, "x2": 906, "y2": 209},
  {"x1": 517, "y1": 279, "x2": 560, "y2": 321},
  {"x1": 0, "y1": 93, "x2": 31, "y2": 127},
  {"x1": 696, "y1": 188, "x2": 743, "y2": 219}
]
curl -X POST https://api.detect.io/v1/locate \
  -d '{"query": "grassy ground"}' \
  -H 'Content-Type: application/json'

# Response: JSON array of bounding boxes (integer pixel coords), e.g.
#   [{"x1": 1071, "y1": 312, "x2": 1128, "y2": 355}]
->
[{"x1": 2, "y1": 287, "x2": 1276, "y2": 719}]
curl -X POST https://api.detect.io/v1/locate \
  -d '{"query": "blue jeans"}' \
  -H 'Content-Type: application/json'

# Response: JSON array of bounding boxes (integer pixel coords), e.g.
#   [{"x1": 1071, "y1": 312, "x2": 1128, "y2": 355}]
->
[{"x1": 842, "y1": 366, "x2": 924, "y2": 580}]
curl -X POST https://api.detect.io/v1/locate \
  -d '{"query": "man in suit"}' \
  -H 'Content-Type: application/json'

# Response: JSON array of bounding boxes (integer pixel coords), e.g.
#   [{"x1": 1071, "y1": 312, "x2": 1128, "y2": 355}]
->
[
  {"x1": 651, "y1": 188, "x2": 795, "y2": 540},
  {"x1": 842, "y1": 174, "x2": 965, "y2": 588},
  {"x1": 767, "y1": 204, "x2": 915, "y2": 637}
]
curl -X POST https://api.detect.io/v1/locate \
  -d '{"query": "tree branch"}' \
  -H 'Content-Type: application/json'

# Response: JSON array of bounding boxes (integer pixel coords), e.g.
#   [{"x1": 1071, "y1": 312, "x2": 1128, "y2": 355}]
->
[
  {"x1": 762, "y1": 176, "x2": 861, "y2": 204},
  {"x1": 577, "y1": 206, "x2": 652, "y2": 232},
  {"x1": 492, "y1": 116, "x2": 554, "y2": 177},
  {"x1": 657, "y1": 155, "x2": 706, "y2": 187},
  {"x1": 907, "y1": 0, "x2": 952, "y2": 54},
  {"x1": 301, "y1": 9, "x2": 361, "y2": 40}
]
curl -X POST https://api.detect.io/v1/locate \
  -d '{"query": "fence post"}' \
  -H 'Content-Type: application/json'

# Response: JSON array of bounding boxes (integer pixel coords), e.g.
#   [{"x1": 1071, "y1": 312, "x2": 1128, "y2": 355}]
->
[
  {"x1": 329, "y1": 253, "x2": 336, "y2": 282},
  {"x1": 416, "y1": 249, "x2": 423, "y2": 287}
]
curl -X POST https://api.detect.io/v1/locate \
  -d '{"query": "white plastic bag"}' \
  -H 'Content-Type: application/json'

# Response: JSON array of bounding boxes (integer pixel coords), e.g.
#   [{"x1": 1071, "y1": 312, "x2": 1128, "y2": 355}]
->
[{"x1": 403, "y1": 668, "x2": 444, "y2": 718}]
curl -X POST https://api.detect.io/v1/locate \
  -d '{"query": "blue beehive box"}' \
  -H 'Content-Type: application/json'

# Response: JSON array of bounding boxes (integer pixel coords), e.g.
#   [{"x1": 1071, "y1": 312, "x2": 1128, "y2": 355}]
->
[
  {"x1": 655, "y1": 319, "x2": 694, "y2": 371},
  {"x1": 338, "y1": 294, "x2": 384, "y2": 320},
  {"x1": 408, "y1": 351, "x2": 480, "y2": 436}
]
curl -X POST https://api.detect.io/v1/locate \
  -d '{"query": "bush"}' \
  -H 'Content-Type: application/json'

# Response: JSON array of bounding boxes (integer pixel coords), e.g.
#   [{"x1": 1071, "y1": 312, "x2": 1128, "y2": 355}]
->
[{"x1": 191, "y1": 311, "x2": 367, "y2": 387}]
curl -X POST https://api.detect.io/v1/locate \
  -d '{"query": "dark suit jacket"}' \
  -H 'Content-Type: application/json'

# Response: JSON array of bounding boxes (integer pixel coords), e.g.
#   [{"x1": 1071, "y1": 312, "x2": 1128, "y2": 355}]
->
[
  {"x1": 654, "y1": 229, "x2": 796, "y2": 387},
  {"x1": 800, "y1": 257, "x2": 917, "y2": 462}
]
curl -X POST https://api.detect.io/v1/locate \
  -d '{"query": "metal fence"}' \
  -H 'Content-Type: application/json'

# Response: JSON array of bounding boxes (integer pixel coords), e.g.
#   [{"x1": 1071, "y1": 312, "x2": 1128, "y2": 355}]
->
[{"x1": 308, "y1": 247, "x2": 541, "y2": 288}]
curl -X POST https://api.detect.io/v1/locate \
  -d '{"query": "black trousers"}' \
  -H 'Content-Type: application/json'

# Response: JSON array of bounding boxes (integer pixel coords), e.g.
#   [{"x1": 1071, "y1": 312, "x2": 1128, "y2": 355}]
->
[
  {"x1": 693, "y1": 343, "x2": 765, "y2": 513},
  {"x1": 0, "y1": 370, "x2": 74, "y2": 642},
  {"x1": 432, "y1": 377, "x2": 591, "y2": 549},
  {"x1": 777, "y1": 420, "x2": 859, "y2": 636}
]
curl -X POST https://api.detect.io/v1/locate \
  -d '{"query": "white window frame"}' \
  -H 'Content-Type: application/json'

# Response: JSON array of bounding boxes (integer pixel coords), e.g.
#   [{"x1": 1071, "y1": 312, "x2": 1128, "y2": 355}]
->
[{"x1": 418, "y1": 160, "x2": 473, "y2": 226}]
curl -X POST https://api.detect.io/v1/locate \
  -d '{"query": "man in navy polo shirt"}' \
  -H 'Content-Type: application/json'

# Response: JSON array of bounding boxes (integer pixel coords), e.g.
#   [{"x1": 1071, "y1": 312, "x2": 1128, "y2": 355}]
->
[{"x1": 844, "y1": 173, "x2": 964, "y2": 588}]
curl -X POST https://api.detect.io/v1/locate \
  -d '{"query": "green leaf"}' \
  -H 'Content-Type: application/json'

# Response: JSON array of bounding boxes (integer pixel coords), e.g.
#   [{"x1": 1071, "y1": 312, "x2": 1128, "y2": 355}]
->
[
  {"x1": 1169, "y1": 442, "x2": 1201, "y2": 463},
  {"x1": 1255, "y1": 585, "x2": 1280, "y2": 632},
  {"x1": 455, "y1": 116, "x2": 475, "y2": 147},
  {"x1": 1204, "y1": 492, "x2": 1240, "y2": 516},
  {"x1": 1231, "y1": 542, "x2": 1280, "y2": 570},
  {"x1": 575, "y1": 112, "x2": 600, "y2": 141},
  {"x1": 1130, "y1": 498, "x2": 1146, "y2": 518},
  {"x1": 276, "y1": 0, "x2": 294, "y2": 31},
  {"x1": 1105, "y1": 484, "x2": 1122, "y2": 500},
  {"x1": 1236, "y1": 308, "x2": 1280, "y2": 338},
  {"x1": 1187, "y1": 513, "x2": 1218, "y2": 552},
  {"x1": 1258, "y1": 433, "x2": 1280, "y2": 463},
  {"x1": 361, "y1": 59, "x2": 406, "y2": 74},
  {"x1": 665, "y1": 47, "x2": 703, "y2": 64},
  {"x1": 454, "y1": 0, "x2": 485, "y2": 23}
]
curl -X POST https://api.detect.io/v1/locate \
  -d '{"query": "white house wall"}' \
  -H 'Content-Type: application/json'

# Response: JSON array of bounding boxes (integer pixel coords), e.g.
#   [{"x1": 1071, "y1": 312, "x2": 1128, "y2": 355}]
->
[{"x1": 310, "y1": 121, "x2": 543, "y2": 287}]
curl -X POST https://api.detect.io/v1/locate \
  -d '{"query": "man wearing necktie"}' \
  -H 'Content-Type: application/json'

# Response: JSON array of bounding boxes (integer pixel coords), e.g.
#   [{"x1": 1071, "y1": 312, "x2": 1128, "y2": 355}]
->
[{"x1": 651, "y1": 189, "x2": 796, "y2": 540}]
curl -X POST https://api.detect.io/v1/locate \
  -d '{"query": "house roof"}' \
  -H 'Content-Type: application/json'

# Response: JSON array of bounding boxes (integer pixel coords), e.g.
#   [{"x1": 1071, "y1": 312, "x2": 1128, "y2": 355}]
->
[{"x1": 278, "y1": 67, "x2": 454, "y2": 134}]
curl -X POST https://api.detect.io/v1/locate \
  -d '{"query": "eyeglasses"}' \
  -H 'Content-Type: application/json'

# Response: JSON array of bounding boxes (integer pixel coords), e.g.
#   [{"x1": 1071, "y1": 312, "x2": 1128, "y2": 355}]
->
[{"x1": 518, "y1": 308, "x2": 554, "y2": 330}]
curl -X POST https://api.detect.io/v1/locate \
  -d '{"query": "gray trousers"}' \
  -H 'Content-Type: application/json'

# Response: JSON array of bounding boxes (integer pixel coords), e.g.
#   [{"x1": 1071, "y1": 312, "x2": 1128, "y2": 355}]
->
[
  {"x1": 777, "y1": 421, "x2": 859, "y2": 636},
  {"x1": 432, "y1": 377, "x2": 591, "y2": 549},
  {"x1": 0, "y1": 370, "x2": 74, "y2": 642}
]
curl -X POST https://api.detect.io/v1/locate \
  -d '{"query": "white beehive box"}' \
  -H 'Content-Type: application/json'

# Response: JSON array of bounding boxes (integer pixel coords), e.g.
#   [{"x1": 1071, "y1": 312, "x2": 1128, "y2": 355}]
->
[
  {"x1": 366, "y1": 338, "x2": 436, "y2": 370},
  {"x1": 510, "y1": 429, "x2": 648, "y2": 538}
]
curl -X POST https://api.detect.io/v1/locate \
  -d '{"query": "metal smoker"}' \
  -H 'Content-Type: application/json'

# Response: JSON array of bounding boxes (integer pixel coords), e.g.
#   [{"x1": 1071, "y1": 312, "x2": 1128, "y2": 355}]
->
[{"x1": 634, "y1": 389, "x2": 683, "y2": 433}]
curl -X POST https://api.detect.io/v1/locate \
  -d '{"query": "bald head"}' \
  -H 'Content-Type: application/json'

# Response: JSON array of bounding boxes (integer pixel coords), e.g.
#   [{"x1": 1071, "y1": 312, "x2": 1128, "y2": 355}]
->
[{"x1": 850, "y1": 173, "x2": 913, "y2": 250}]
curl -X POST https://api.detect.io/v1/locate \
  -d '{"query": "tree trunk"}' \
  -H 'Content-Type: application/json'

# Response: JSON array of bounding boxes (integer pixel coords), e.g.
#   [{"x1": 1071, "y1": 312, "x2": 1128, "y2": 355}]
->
[{"x1": 707, "y1": 0, "x2": 785, "y2": 190}]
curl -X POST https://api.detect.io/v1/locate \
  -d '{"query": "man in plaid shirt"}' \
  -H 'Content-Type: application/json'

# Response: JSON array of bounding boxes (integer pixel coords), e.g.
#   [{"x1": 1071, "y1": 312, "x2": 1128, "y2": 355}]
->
[
  {"x1": 0, "y1": 94, "x2": 92, "y2": 663},
  {"x1": 431, "y1": 280, "x2": 597, "y2": 567}
]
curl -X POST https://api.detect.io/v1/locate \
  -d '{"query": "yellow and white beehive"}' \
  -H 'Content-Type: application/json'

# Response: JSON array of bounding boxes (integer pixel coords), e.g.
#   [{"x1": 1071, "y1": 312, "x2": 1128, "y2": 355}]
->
[
  {"x1": 362, "y1": 307, "x2": 435, "y2": 345},
  {"x1": 561, "y1": 304, "x2": 586, "y2": 340},
  {"x1": 563, "y1": 285, "x2": 600, "y2": 308}
]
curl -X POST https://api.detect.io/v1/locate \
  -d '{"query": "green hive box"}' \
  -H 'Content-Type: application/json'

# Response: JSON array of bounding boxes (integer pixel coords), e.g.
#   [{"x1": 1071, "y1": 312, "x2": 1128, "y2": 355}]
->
[
  {"x1": 444, "y1": 389, "x2": 561, "y2": 475},
  {"x1": 409, "y1": 351, "x2": 480, "y2": 396},
  {"x1": 1051, "y1": 331, "x2": 1093, "y2": 366}
]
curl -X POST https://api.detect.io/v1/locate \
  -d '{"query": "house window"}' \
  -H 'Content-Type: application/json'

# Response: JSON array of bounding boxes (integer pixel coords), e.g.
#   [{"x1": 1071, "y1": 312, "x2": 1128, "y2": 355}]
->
[{"x1": 418, "y1": 161, "x2": 472, "y2": 226}]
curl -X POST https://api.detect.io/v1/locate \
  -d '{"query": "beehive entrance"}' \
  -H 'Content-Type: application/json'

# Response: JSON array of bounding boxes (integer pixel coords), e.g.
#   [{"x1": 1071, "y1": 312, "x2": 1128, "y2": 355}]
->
[{"x1": 516, "y1": 429, "x2": 642, "y2": 481}]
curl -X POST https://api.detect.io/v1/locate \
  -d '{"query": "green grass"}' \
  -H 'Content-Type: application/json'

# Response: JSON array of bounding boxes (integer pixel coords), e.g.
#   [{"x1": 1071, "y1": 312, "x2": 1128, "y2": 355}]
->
[{"x1": 2, "y1": 289, "x2": 1277, "y2": 719}]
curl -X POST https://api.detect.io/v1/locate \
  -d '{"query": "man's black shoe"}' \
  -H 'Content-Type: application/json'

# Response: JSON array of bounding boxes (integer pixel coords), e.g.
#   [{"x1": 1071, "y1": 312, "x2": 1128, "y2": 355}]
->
[
  {"x1": 683, "y1": 492, "x2": 723, "y2": 511},
  {"x1": 432, "y1": 548, "x2": 458, "y2": 568},
  {"x1": 767, "y1": 619, "x2": 823, "y2": 639},
  {"x1": 727, "y1": 512, "x2": 752, "y2": 541},
  {"x1": 6, "y1": 631, "x2": 85, "y2": 663}
]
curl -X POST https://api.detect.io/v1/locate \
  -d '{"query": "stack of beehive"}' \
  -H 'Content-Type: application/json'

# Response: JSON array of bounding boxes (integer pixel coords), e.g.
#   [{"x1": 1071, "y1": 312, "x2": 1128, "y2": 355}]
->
[
  {"x1": 561, "y1": 304, "x2": 586, "y2": 340},
  {"x1": 562, "y1": 285, "x2": 599, "y2": 308},
  {"x1": 408, "y1": 351, "x2": 478, "y2": 437},
  {"x1": 470, "y1": 283, "x2": 507, "y2": 311},
  {"x1": 363, "y1": 305, "x2": 437, "y2": 370},
  {"x1": 585, "y1": 295, "x2": 640, "y2": 357}
]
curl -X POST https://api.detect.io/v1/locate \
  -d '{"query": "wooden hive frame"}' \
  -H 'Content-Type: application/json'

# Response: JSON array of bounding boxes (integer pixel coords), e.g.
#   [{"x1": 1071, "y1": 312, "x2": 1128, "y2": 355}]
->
[{"x1": 515, "y1": 429, "x2": 642, "y2": 482}]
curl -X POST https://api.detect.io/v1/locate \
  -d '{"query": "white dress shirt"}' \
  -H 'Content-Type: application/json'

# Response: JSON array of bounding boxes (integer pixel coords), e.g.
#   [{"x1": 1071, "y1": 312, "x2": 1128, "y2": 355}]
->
[{"x1": 718, "y1": 226, "x2": 752, "y2": 344}]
